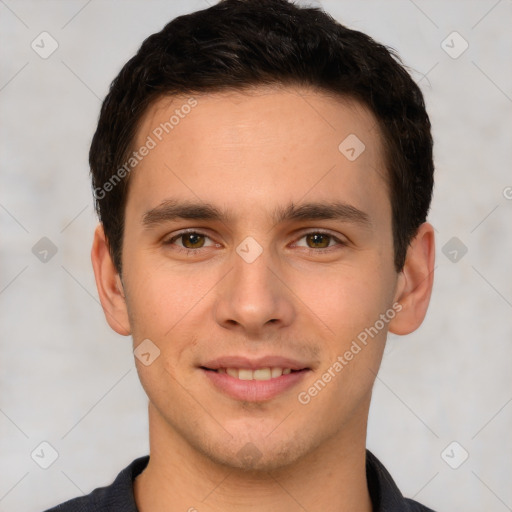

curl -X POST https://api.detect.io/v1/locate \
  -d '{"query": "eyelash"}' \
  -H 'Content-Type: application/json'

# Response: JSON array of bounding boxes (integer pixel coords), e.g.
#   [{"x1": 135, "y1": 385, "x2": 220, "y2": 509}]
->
[{"x1": 163, "y1": 229, "x2": 347, "y2": 255}]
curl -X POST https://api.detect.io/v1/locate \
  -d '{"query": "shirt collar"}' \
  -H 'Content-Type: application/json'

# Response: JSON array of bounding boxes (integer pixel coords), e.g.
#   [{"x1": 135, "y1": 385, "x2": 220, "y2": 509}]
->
[{"x1": 113, "y1": 450, "x2": 433, "y2": 511}]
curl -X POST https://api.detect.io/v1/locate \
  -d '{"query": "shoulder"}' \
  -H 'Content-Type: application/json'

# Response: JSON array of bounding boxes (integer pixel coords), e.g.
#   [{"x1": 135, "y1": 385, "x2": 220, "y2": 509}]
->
[
  {"x1": 42, "y1": 456, "x2": 149, "y2": 512},
  {"x1": 403, "y1": 497, "x2": 437, "y2": 511},
  {"x1": 366, "y1": 450, "x2": 438, "y2": 512}
]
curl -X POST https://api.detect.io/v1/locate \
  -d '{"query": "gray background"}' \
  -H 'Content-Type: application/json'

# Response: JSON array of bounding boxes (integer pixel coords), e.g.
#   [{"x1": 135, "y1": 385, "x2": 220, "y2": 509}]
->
[{"x1": 1, "y1": 1, "x2": 511, "y2": 510}]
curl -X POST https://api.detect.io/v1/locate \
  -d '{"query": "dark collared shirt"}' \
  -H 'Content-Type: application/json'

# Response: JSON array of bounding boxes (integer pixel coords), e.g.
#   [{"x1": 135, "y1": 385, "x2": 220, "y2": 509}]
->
[{"x1": 43, "y1": 450, "x2": 436, "y2": 511}]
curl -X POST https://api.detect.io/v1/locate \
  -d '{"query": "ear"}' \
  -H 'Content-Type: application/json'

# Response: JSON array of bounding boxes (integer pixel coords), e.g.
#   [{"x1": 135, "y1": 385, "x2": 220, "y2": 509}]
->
[
  {"x1": 91, "y1": 224, "x2": 131, "y2": 336},
  {"x1": 389, "y1": 222, "x2": 435, "y2": 335}
]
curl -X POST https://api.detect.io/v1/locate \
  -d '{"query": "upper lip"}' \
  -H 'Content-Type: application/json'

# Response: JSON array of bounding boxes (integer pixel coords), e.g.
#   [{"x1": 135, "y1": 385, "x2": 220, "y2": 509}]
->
[{"x1": 201, "y1": 355, "x2": 310, "y2": 371}]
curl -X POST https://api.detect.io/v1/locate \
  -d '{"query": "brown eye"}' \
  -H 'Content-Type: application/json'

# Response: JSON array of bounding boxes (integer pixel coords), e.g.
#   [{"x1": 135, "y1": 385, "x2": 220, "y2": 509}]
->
[
  {"x1": 180, "y1": 232, "x2": 206, "y2": 249},
  {"x1": 305, "y1": 233, "x2": 332, "y2": 248},
  {"x1": 164, "y1": 230, "x2": 218, "y2": 254},
  {"x1": 293, "y1": 231, "x2": 346, "y2": 252}
]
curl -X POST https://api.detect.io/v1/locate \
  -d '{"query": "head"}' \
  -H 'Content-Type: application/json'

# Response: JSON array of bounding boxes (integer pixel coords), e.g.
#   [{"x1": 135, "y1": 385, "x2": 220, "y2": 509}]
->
[
  {"x1": 91, "y1": 0, "x2": 435, "y2": 472},
  {"x1": 91, "y1": 0, "x2": 433, "y2": 275}
]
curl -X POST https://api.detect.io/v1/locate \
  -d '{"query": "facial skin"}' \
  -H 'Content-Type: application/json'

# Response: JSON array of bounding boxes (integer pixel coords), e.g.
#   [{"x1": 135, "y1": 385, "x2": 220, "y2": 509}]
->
[{"x1": 92, "y1": 86, "x2": 435, "y2": 512}]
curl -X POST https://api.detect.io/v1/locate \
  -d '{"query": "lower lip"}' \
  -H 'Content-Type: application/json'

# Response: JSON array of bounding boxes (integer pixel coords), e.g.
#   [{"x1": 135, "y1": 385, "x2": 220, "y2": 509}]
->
[{"x1": 202, "y1": 369, "x2": 310, "y2": 402}]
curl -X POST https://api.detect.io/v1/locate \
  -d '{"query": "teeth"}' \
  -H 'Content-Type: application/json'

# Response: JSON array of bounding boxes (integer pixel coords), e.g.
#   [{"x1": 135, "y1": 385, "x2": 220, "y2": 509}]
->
[
  {"x1": 217, "y1": 367, "x2": 296, "y2": 380},
  {"x1": 238, "y1": 369, "x2": 253, "y2": 381},
  {"x1": 271, "y1": 367, "x2": 283, "y2": 378},
  {"x1": 253, "y1": 368, "x2": 271, "y2": 380}
]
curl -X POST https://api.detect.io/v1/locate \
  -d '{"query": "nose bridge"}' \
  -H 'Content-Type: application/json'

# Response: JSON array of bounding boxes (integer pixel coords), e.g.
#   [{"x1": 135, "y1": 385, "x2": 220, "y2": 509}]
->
[
  {"x1": 214, "y1": 237, "x2": 294, "y2": 333},
  {"x1": 233, "y1": 245, "x2": 274, "y2": 298}
]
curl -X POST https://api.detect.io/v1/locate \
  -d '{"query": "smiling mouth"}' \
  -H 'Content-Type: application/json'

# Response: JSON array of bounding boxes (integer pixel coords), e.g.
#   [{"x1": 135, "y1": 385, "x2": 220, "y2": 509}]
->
[{"x1": 201, "y1": 367, "x2": 308, "y2": 381}]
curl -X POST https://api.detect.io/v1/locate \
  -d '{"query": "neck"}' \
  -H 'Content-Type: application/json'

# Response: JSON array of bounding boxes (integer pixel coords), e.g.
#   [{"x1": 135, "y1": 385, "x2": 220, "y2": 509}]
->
[{"x1": 134, "y1": 403, "x2": 372, "y2": 512}]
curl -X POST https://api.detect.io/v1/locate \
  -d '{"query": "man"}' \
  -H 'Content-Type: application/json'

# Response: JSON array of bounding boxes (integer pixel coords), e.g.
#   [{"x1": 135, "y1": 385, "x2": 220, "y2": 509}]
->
[{"x1": 45, "y1": 0, "x2": 436, "y2": 510}]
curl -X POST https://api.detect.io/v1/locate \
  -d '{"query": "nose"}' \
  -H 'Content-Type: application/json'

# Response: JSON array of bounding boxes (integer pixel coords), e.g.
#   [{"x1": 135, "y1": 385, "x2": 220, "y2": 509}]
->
[{"x1": 214, "y1": 244, "x2": 295, "y2": 337}]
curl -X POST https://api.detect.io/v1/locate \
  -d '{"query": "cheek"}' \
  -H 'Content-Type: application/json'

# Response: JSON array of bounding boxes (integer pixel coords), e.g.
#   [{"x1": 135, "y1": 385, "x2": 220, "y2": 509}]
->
[
  {"x1": 291, "y1": 264, "x2": 391, "y2": 344},
  {"x1": 294, "y1": 270, "x2": 392, "y2": 421},
  {"x1": 124, "y1": 257, "x2": 214, "y2": 338}
]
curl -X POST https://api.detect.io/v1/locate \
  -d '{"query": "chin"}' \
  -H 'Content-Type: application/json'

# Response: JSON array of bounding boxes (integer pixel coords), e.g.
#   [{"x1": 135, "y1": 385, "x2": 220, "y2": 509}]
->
[{"x1": 196, "y1": 433, "x2": 314, "y2": 473}]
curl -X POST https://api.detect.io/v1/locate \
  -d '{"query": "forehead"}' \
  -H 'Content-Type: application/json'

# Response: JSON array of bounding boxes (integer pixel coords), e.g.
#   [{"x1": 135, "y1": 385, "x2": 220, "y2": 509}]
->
[{"x1": 128, "y1": 85, "x2": 389, "y2": 224}]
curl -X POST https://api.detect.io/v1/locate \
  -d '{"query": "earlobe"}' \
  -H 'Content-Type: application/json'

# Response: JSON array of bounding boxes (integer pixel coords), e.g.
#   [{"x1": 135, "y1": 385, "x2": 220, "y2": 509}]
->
[
  {"x1": 389, "y1": 222, "x2": 435, "y2": 336},
  {"x1": 91, "y1": 224, "x2": 131, "y2": 336}
]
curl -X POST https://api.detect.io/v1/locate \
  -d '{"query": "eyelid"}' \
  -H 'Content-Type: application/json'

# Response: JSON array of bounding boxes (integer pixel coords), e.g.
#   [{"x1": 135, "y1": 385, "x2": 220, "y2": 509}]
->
[
  {"x1": 290, "y1": 229, "x2": 348, "y2": 249},
  {"x1": 163, "y1": 228, "x2": 218, "y2": 247},
  {"x1": 164, "y1": 228, "x2": 347, "y2": 252}
]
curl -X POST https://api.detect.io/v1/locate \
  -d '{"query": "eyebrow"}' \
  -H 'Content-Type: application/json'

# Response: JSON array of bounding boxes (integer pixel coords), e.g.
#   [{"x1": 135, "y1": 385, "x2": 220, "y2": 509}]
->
[{"x1": 142, "y1": 199, "x2": 371, "y2": 229}]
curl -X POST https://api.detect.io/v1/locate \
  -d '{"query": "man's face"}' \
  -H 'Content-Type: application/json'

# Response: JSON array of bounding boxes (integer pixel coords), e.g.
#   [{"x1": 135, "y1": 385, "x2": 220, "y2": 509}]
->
[{"x1": 119, "y1": 86, "x2": 401, "y2": 470}]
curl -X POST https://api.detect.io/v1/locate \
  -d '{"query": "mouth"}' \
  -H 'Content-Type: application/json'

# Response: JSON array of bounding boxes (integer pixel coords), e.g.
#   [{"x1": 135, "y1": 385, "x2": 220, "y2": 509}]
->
[
  {"x1": 200, "y1": 357, "x2": 311, "y2": 401},
  {"x1": 201, "y1": 366, "x2": 305, "y2": 380}
]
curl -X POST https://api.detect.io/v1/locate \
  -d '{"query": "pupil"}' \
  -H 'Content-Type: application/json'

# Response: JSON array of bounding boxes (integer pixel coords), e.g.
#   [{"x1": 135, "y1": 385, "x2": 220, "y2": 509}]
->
[
  {"x1": 308, "y1": 233, "x2": 329, "y2": 248},
  {"x1": 184, "y1": 233, "x2": 203, "y2": 248}
]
